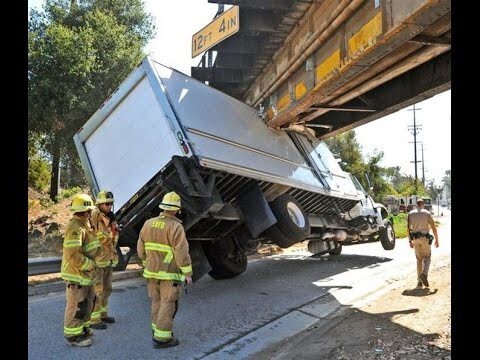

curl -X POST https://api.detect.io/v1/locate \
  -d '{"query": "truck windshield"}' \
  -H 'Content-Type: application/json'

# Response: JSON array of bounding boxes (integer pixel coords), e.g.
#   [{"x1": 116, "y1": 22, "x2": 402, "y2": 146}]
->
[{"x1": 350, "y1": 174, "x2": 366, "y2": 193}]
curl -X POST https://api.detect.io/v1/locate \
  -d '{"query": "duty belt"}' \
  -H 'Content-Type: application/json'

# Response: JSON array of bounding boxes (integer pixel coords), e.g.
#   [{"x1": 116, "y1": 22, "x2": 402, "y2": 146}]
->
[{"x1": 410, "y1": 232, "x2": 434, "y2": 244}]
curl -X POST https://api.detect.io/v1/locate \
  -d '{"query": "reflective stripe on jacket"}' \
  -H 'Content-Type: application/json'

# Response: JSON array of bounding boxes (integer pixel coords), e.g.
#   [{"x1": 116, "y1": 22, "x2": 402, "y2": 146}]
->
[
  {"x1": 61, "y1": 215, "x2": 100, "y2": 286},
  {"x1": 137, "y1": 212, "x2": 193, "y2": 281},
  {"x1": 91, "y1": 208, "x2": 119, "y2": 267}
]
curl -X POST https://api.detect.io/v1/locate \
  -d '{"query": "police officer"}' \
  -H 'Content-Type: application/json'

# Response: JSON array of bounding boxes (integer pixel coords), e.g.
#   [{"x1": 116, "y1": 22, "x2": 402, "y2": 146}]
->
[
  {"x1": 407, "y1": 197, "x2": 439, "y2": 288},
  {"x1": 90, "y1": 190, "x2": 119, "y2": 329},
  {"x1": 137, "y1": 191, "x2": 193, "y2": 349},
  {"x1": 61, "y1": 194, "x2": 100, "y2": 347}
]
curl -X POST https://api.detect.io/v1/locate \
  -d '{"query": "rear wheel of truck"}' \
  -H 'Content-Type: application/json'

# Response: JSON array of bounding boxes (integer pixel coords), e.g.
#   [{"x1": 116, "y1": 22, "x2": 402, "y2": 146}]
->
[
  {"x1": 267, "y1": 194, "x2": 310, "y2": 247},
  {"x1": 329, "y1": 244, "x2": 342, "y2": 256},
  {"x1": 379, "y1": 220, "x2": 395, "y2": 250},
  {"x1": 202, "y1": 237, "x2": 247, "y2": 280}
]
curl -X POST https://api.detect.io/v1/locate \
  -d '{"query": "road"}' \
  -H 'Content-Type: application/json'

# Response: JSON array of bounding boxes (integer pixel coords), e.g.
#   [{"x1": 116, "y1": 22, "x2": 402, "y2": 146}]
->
[{"x1": 28, "y1": 210, "x2": 450, "y2": 360}]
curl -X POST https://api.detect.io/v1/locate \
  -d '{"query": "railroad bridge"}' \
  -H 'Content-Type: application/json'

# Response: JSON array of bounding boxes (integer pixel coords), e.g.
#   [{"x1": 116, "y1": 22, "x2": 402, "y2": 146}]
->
[{"x1": 191, "y1": 0, "x2": 451, "y2": 139}]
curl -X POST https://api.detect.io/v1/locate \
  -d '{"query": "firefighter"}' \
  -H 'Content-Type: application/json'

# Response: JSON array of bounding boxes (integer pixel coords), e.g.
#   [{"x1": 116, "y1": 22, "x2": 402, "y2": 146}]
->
[
  {"x1": 137, "y1": 191, "x2": 193, "y2": 349},
  {"x1": 407, "y1": 197, "x2": 439, "y2": 288},
  {"x1": 61, "y1": 193, "x2": 100, "y2": 347},
  {"x1": 90, "y1": 190, "x2": 119, "y2": 329}
]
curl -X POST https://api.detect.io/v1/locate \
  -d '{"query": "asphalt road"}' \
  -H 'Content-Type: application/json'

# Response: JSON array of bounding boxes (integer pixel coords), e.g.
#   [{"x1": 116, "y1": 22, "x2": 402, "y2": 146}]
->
[{"x1": 28, "y1": 210, "x2": 451, "y2": 360}]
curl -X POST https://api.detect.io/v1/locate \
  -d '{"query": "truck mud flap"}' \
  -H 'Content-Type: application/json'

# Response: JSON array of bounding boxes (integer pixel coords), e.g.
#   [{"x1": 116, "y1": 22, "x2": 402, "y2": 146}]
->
[
  {"x1": 236, "y1": 182, "x2": 277, "y2": 238},
  {"x1": 189, "y1": 241, "x2": 210, "y2": 282}
]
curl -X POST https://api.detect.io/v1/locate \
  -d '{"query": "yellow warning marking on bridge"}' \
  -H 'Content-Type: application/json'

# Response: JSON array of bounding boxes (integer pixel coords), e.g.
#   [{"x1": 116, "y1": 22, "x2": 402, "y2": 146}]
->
[
  {"x1": 348, "y1": 12, "x2": 383, "y2": 57},
  {"x1": 295, "y1": 82, "x2": 307, "y2": 100},
  {"x1": 277, "y1": 94, "x2": 292, "y2": 112},
  {"x1": 316, "y1": 49, "x2": 340, "y2": 85}
]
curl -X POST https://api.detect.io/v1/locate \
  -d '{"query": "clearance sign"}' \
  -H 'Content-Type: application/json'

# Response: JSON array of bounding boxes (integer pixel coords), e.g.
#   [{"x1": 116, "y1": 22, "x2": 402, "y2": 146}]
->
[{"x1": 192, "y1": 6, "x2": 240, "y2": 58}]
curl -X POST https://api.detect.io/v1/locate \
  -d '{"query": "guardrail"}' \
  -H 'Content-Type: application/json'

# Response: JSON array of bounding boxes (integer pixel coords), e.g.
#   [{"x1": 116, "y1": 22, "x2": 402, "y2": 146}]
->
[{"x1": 28, "y1": 257, "x2": 62, "y2": 276}]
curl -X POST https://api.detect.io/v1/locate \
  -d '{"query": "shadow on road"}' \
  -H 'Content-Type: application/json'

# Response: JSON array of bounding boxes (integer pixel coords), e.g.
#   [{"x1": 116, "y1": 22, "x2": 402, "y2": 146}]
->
[{"x1": 402, "y1": 287, "x2": 438, "y2": 297}]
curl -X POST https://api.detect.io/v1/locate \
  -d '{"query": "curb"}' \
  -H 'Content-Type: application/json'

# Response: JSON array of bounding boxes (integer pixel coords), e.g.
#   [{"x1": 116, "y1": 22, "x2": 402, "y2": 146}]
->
[{"x1": 28, "y1": 269, "x2": 143, "y2": 297}]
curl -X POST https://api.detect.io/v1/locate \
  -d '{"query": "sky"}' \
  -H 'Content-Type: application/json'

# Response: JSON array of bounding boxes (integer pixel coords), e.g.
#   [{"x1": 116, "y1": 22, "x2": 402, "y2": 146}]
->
[{"x1": 28, "y1": 0, "x2": 451, "y2": 185}]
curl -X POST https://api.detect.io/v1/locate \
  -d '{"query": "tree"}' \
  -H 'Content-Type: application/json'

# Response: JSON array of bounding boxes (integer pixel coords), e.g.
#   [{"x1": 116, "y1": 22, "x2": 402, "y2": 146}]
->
[
  {"x1": 442, "y1": 169, "x2": 451, "y2": 199},
  {"x1": 325, "y1": 131, "x2": 396, "y2": 202},
  {"x1": 28, "y1": 0, "x2": 154, "y2": 200}
]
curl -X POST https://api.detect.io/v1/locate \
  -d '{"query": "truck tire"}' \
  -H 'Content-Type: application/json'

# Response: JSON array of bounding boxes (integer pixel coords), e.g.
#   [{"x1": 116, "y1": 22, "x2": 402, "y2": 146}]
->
[
  {"x1": 268, "y1": 194, "x2": 310, "y2": 246},
  {"x1": 202, "y1": 237, "x2": 247, "y2": 280},
  {"x1": 379, "y1": 220, "x2": 395, "y2": 250},
  {"x1": 329, "y1": 244, "x2": 342, "y2": 256}
]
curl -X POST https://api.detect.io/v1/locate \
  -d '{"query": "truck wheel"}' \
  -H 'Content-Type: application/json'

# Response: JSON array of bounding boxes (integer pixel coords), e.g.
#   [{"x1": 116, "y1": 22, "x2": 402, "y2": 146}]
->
[
  {"x1": 202, "y1": 237, "x2": 247, "y2": 280},
  {"x1": 269, "y1": 194, "x2": 310, "y2": 244},
  {"x1": 379, "y1": 220, "x2": 395, "y2": 250},
  {"x1": 329, "y1": 244, "x2": 342, "y2": 256}
]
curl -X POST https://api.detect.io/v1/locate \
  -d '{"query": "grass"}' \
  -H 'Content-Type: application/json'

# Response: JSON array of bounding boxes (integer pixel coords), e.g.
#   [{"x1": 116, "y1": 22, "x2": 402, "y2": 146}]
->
[{"x1": 389, "y1": 213, "x2": 408, "y2": 239}]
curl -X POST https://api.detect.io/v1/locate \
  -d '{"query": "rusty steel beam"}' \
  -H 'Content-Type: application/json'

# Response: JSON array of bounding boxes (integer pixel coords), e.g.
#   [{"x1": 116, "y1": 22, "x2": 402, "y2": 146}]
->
[
  {"x1": 409, "y1": 34, "x2": 451, "y2": 47},
  {"x1": 208, "y1": 0, "x2": 296, "y2": 11},
  {"x1": 298, "y1": 42, "x2": 450, "y2": 123},
  {"x1": 313, "y1": 51, "x2": 450, "y2": 140},
  {"x1": 306, "y1": 106, "x2": 376, "y2": 112},
  {"x1": 265, "y1": 0, "x2": 451, "y2": 128}
]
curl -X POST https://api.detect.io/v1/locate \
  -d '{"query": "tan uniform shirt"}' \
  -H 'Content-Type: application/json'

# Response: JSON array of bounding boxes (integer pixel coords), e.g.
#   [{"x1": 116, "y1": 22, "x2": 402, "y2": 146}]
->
[
  {"x1": 91, "y1": 208, "x2": 119, "y2": 267},
  {"x1": 137, "y1": 212, "x2": 193, "y2": 281},
  {"x1": 408, "y1": 208, "x2": 435, "y2": 234},
  {"x1": 61, "y1": 215, "x2": 100, "y2": 285}
]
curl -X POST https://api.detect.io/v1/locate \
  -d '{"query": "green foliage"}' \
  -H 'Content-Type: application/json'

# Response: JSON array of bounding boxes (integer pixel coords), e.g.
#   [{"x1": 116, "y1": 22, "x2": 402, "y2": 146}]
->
[
  {"x1": 390, "y1": 213, "x2": 408, "y2": 239},
  {"x1": 56, "y1": 186, "x2": 83, "y2": 201},
  {"x1": 40, "y1": 196, "x2": 55, "y2": 208},
  {"x1": 325, "y1": 131, "x2": 396, "y2": 202},
  {"x1": 28, "y1": 137, "x2": 52, "y2": 192}
]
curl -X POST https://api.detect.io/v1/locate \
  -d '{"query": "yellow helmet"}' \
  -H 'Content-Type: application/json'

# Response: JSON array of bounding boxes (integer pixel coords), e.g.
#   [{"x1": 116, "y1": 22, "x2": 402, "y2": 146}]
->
[
  {"x1": 159, "y1": 191, "x2": 181, "y2": 210},
  {"x1": 96, "y1": 190, "x2": 114, "y2": 205},
  {"x1": 70, "y1": 194, "x2": 96, "y2": 213}
]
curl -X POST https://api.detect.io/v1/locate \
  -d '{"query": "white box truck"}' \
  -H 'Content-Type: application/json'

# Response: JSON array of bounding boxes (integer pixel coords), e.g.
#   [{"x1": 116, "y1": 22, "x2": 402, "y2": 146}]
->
[{"x1": 74, "y1": 57, "x2": 395, "y2": 280}]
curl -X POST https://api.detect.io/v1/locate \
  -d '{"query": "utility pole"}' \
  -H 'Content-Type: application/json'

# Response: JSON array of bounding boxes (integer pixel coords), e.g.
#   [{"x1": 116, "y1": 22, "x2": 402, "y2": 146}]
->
[
  {"x1": 408, "y1": 104, "x2": 422, "y2": 193},
  {"x1": 421, "y1": 143, "x2": 425, "y2": 186}
]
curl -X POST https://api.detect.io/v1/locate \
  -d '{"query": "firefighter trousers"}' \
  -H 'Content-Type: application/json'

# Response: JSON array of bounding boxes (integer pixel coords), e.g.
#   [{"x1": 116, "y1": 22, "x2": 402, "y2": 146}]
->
[
  {"x1": 64, "y1": 283, "x2": 95, "y2": 338},
  {"x1": 147, "y1": 279, "x2": 182, "y2": 342},
  {"x1": 91, "y1": 266, "x2": 113, "y2": 324}
]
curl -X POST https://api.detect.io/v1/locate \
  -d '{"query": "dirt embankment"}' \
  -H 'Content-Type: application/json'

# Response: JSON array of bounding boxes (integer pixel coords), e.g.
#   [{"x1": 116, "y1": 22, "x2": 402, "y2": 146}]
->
[{"x1": 28, "y1": 188, "x2": 81, "y2": 258}]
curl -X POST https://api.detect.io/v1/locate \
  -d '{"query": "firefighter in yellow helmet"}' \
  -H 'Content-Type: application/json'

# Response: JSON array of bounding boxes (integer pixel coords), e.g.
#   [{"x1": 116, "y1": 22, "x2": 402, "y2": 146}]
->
[
  {"x1": 137, "y1": 191, "x2": 193, "y2": 349},
  {"x1": 61, "y1": 193, "x2": 100, "y2": 347},
  {"x1": 90, "y1": 190, "x2": 119, "y2": 329}
]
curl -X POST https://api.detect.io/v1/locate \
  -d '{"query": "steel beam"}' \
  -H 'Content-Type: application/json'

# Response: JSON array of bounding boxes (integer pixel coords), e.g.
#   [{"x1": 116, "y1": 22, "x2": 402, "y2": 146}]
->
[
  {"x1": 264, "y1": 0, "x2": 451, "y2": 128},
  {"x1": 214, "y1": 34, "x2": 264, "y2": 54},
  {"x1": 409, "y1": 34, "x2": 451, "y2": 47},
  {"x1": 215, "y1": 53, "x2": 257, "y2": 69},
  {"x1": 208, "y1": 0, "x2": 295, "y2": 11},
  {"x1": 312, "y1": 52, "x2": 450, "y2": 139}
]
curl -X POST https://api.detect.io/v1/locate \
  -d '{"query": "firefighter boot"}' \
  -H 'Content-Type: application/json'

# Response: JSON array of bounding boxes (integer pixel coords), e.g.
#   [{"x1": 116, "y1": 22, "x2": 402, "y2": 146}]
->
[
  {"x1": 90, "y1": 322, "x2": 107, "y2": 330},
  {"x1": 153, "y1": 337, "x2": 179, "y2": 349},
  {"x1": 66, "y1": 334, "x2": 92, "y2": 347},
  {"x1": 101, "y1": 316, "x2": 115, "y2": 323}
]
